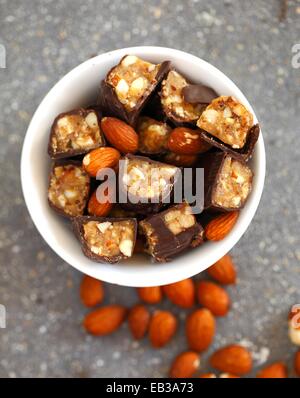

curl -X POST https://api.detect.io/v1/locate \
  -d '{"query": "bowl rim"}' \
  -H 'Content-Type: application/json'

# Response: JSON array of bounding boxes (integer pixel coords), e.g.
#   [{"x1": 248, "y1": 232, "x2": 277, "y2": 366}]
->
[{"x1": 21, "y1": 46, "x2": 266, "y2": 286}]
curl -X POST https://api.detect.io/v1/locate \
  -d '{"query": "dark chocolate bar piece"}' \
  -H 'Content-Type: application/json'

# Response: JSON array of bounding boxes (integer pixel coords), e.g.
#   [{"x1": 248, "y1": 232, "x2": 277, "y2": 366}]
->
[
  {"x1": 182, "y1": 84, "x2": 218, "y2": 104},
  {"x1": 118, "y1": 154, "x2": 180, "y2": 215},
  {"x1": 199, "y1": 124, "x2": 260, "y2": 162},
  {"x1": 137, "y1": 116, "x2": 171, "y2": 155},
  {"x1": 197, "y1": 96, "x2": 254, "y2": 150},
  {"x1": 139, "y1": 202, "x2": 204, "y2": 262},
  {"x1": 48, "y1": 160, "x2": 90, "y2": 217},
  {"x1": 160, "y1": 70, "x2": 208, "y2": 126},
  {"x1": 48, "y1": 108, "x2": 105, "y2": 159},
  {"x1": 198, "y1": 152, "x2": 253, "y2": 212},
  {"x1": 98, "y1": 55, "x2": 171, "y2": 127},
  {"x1": 72, "y1": 216, "x2": 137, "y2": 264}
]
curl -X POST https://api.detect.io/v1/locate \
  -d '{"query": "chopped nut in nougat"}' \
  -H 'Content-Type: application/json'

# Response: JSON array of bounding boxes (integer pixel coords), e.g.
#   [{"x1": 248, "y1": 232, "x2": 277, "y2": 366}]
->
[
  {"x1": 199, "y1": 152, "x2": 253, "y2": 211},
  {"x1": 48, "y1": 162, "x2": 90, "y2": 217},
  {"x1": 197, "y1": 96, "x2": 253, "y2": 149},
  {"x1": 139, "y1": 202, "x2": 204, "y2": 262},
  {"x1": 160, "y1": 70, "x2": 207, "y2": 124},
  {"x1": 73, "y1": 217, "x2": 137, "y2": 264},
  {"x1": 119, "y1": 154, "x2": 180, "y2": 214},
  {"x1": 137, "y1": 116, "x2": 171, "y2": 155},
  {"x1": 48, "y1": 109, "x2": 104, "y2": 158},
  {"x1": 100, "y1": 55, "x2": 170, "y2": 126}
]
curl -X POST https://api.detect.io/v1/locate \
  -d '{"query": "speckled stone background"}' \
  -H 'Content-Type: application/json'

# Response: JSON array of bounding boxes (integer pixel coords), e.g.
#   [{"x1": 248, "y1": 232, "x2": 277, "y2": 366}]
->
[{"x1": 0, "y1": 0, "x2": 299, "y2": 378}]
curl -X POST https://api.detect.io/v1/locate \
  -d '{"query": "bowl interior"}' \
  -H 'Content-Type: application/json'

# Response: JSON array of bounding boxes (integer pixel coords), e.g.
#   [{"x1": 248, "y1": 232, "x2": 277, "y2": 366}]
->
[{"x1": 21, "y1": 46, "x2": 265, "y2": 287}]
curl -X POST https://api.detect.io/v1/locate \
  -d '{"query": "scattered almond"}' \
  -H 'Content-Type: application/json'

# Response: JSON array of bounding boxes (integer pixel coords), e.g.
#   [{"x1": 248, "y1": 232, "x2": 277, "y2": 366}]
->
[
  {"x1": 219, "y1": 373, "x2": 240, "y2": 378},
  {"x1": 87, "y1": 189, "x2": 113, "y2": 217},
  {"x1": 128, "y1": 304, "x2": 151, "y2": 340},
  {"x1": 167, "y1": 127, "x2": 211, "y2": 155},
  {"x1": 294, "y1": 350, "x2": 300, "y2": 377},
  {"x1": 137, "y1": 286, "x2": 163, "y2": 304},
  {"x1": 80, "y1": 275, "x2": 104, "y2": 308},
  {"x1": 169, "y1": 351, "x2": 200, "y2": 378},
  {"x1": 210, "y1": 344, "x2": 252, "y2": 376},
  {"x1": 207, "y1": 254, "x2": 237, "y2": 285},
  {"x1": 163, "y1": 278, "x2": 195, "y2": 308},
  {"x1": 101, "y1": 117, "x2": 139, "y2": 154},
  {"x1": 149, "y1": 310, "x2": 177, "y2": 348},
  {"x1": 83, "y1": 146, "x2": 120, "y2": 177},
  {"x1": 186, "y1": 308, "x2": 216, "y2": 352},
  {"x1": 256, "y1": 362, "x2": 287, "y2": 378},
  {"x1": 205, "y1": 211, "x2": 239, "y2": 241},
  {"x1": 198, "y1": 373, "x2": 217, "y2": 378},
  {"x1": 83, "y1": 305, "x2": 127, "y2": 336},
  {"x1": 197, "y1": 280, "x2": 230, "y2": 316}
]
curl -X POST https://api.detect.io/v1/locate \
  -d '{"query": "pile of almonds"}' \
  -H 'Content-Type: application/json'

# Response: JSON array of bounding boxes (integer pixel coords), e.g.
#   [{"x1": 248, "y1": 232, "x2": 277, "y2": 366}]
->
[{"x1": 80, "y1": 254, "x2": 300, "y2": 378}]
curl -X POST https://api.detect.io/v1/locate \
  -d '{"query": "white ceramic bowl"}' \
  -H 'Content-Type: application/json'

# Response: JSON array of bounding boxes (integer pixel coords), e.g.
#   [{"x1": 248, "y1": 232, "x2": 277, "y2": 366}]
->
[{"x1": 21, "y1": 46, "x2": 265, "y2": 287}]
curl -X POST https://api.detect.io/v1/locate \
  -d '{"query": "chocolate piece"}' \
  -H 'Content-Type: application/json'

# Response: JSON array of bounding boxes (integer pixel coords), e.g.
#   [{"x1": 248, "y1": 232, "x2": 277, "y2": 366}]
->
[
  {"x1": 198, "y1": 152, "x2": 253, "y2": 212},
  {"x1": 118, "y1": 154, "x2": 180, "y2": 215},
  {"x1": 197, "y1": 96, "x2": 254, "y2": 150},
  {"x1": 48, "y1": 108, "x2": 105, "y2": 159},
  {"x1": 199, "y1": 124, "x2": 260, "y2": 162},
  {"x1": 139, "y1": 202, "x2": 204, "y2": 262},
  {"x1": 160, "y1": 70, "x2": 207, "y2": 126},
  {"x1": 137, "y1": 116, "x2": 171, "y2": 155},
  {"x1": 48, "y1": 160, "x2": 90, "y2": 217},
  {"x1": 73, "y1": 216, "x2": 137, "y2": 264},
  {"x1": 99, "y1": 55, "x2": 171, "y2": 126},
  {"x1": 182, "y1": 84, "x2": 218, "y2": 104}
]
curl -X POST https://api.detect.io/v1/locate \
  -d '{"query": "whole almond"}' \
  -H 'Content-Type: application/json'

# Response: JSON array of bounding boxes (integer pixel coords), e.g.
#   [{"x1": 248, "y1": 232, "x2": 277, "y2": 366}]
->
[
  {"x1": 197, "y1": 280, "x2": 230, "y2": 316},
  {"x1": 88, "y1": 189, "x2": 113, "y2": 217},
  {"x1": 219, "y1": 373, "x2": 240, "y2": 378},
  {"x1": 83, "y1": 305, "x2": 127, "y2": 336},
  {"x1": 167, "y1": 127, "x2": 211, "y2": 155},
  {"x1": 149, "y1": 310, "x2": 177, "y2": 348},
  {"x1": 198, "y1": 373, "x2": 217, "y2": 378},
  {"x1": 294, "y1": 350, "x2": 300, "y2": 376},
  {"x1": 83, "y1": 147, "x2": 120, "y2": 177},
  {"x1": 128, "y1": 304, "x2": 151, "y2": 340},
  {"x1": 256, "y1": 362, "x2": 287, "y2": 378},
  {"x1": 210, "y1": 344, "x2": 252, "y2": 375},
  {"x1": 205, "y1": 211, "x2": 239, "y2": 241},
  {"x1": 137, "y1": 286, "x2": 163, "y2": 304},
  {"x1": 80, "y1": 275, "x2": 104, "y2": 308},
  {"x1": 164, "y1": 152, "x2": 198, "y2": 167},
  {"x1": 207, "y1": 254, "x2": 237, "y2": 285},
  {"x1": 101, "y1": 117, "x2": 138, "y2": 154},
  {"x1": 163, "y1": 278, "x2": 195, "y2": 308},
  {"x1": 169, "y1": 351, "x2": 200, "y2": 378},
  {"x1": 186, "y1": 308, "x2": 215, "y2": 352}
]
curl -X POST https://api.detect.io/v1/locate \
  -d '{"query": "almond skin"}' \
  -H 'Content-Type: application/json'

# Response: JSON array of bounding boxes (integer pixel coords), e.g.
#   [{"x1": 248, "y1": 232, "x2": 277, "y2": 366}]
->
[
  {"x1": 219, "y1": 373, "x2": 240, "y2": 378},
  {"x1": 87, "y1": 189, "x2": 113, "y2": 217},
  {"x1": 256, "y1": 362, "x2": 288, "y2": 378},
  {"x1": 80, "y1": 275, "x2": 104, "y2": 308},
  {"x1": 164, "y1": 152, "x2": 198, "y2": 167},
  {"x1": 128, "y1": 304, "x2": 151, "y2": 340},
  {"x1": 210, "y1": 344, "x2": 252, "y2": 376},
  {"x1": 186, "y1": 308, "x2": 215, "y2": 352},
  {"x1": 205, "y1": 212, "x2": 239, "y2": 241},
  {"x1": 169, "y1": 351, "x2": 200, "y2": 378},
  {"x1": 207, "y1": 254, "x2": 237, "y2": 285},
  {"x1": 101, "y1": 117, "x2": 138, "y2": 154},
  {"x1": 198, "y1": 373, "x2": 217, "y2": 378},
  {"x1": 163, "y1": 278, "x2": 195, "y2": 308},
  {"x1": 83, "y1": 147, "x2": 120, "y2": 177},
  {"x1": 83, "y1": 305, "x2": 127, "y2": 336},
  {"x1": 149, "y1": 310, "x2": 177, "y2": 348},
  {"x1": 197, "y1": 280, "x2": 230, "y2": 316},
  {"x1": 294, "y1": 350, "x2": 300, "y2": 376},
  {"x1": 167, "y1": 127, "x2": 211, "y2": 155},
  {"x1": 137, "y1": 286, "x2": 163, "y2": 304}
]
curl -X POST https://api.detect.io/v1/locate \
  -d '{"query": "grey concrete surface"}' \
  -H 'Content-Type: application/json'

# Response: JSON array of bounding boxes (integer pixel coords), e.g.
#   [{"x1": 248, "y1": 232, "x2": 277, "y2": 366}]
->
[{"x1": 0, "y1": 0, "x2": 300, "y2": 378}]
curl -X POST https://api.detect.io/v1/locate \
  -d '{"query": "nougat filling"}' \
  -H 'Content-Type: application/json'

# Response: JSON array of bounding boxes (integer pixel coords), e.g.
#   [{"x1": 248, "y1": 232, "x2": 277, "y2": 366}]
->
[
  {"x1": 137, "y1": 117, "x2": 171, "y2": 154},
  {"x1": 163, "y1": 203, "x2": 196, "y2": 235},
  {"x1": 107, "y1": 55, "x2": 160, "y2": 111}
]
